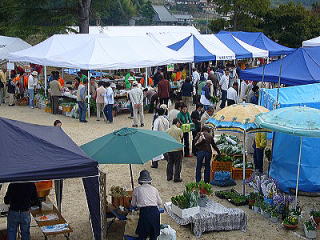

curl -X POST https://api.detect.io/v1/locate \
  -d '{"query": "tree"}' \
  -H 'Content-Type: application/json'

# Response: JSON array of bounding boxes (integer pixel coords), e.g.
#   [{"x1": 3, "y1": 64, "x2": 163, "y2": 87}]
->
[
  {"x1": 136, "y1": 1, "x2": 155, "y2": 25},
  {"x1": 208, "y1": 18, "x2": 228, "y2": 33},
  {"x1": 78, "y1": 0, "x2": 92, "y2": 33},
  {"x1": 209, "y1": 0, "x2": 271, "y2": 31},
  {"x1": 263, "y1": 2, "x2": 320, "y2": 47}
]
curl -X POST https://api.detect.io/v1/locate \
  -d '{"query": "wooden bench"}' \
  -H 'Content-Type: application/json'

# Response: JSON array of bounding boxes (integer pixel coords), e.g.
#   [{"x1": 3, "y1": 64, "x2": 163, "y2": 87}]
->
[{"x1": 31, "y1": 200, "x2": 72, "y2": 240}]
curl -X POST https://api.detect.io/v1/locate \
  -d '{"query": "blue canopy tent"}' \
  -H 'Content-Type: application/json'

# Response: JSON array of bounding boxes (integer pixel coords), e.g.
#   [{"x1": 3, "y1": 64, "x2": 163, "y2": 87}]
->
[
  {"x1": 239, "y1": 47, "x2": 320, "y2": 85},
  {"x1": 259, "y1": 84, "x2": 320, "y2": 193},
  {"x1": 218, "y1": 31, "x2": 295, "y2": 56},
  {"x1": 0, "y1": 117, "x2": 101, "y2": 240},
  {"x1": 167, "y1": 34, "x2": 268, "y2": 62}
]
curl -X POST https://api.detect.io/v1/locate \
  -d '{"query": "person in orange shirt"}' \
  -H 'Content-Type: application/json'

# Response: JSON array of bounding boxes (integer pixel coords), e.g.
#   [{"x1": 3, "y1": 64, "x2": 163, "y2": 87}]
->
[
  {"x1": 58, "y1": 77, "x2": 64, "y2": 87},
  {"x1": 140, "y1": 74, "x2": 153, "y2": 87},
  {"x1": 175, "y1": 70, "x2": 182, "y2": 82}
]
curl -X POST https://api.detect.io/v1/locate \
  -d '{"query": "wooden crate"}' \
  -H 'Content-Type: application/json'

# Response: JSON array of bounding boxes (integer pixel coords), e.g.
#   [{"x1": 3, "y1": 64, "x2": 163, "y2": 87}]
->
[
  {"x1": 44, "y1": 107, "x2": 52, "y2": 113},
  {"x1": 231, "y1": 167, "x2": 253, "y2": 180},
  {"x1": 210, "y1": 157, "x2": 233, "y2": 180}
]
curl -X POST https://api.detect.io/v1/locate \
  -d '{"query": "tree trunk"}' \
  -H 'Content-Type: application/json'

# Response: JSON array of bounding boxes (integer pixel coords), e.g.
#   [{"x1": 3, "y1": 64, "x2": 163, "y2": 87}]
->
[{"x1": 78, "y1": 0, "x2": 91, "y2": 33}]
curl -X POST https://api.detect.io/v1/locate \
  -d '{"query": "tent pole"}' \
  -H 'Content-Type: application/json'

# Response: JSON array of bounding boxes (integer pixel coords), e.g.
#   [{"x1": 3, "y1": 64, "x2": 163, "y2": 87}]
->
[
  {"x1": 295, "y1": 136, "x2": 303, "y2": 209},
  {"x1": 242, "y1": 131, "x2": 246, "y2": 195},
  {"x1": 129, "y1": 164, "x2": 134, "y2": 190},
  {"x1": 145, "y1": 67, "x2": 148, "y2": 88},
  {"x1": 262, "y1": 64, "x2": 265, "y2": 86},
  {"x1": 275, "y1": 60, "x2": 282, "y2": 109},
  {"x1": 44, "y1": 66, "x2": 47, "y2": 97},
  {"x1": 87, "y1": 70, "x2": 91, "y2": 118},
  {"x1": 61, "y1": 68, "x2": 64, "y2": 79}
]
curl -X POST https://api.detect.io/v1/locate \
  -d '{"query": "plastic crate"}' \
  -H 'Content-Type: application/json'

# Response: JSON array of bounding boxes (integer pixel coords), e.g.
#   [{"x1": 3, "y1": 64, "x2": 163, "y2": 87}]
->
[{"x1": 231, "y1": 167, "x2": 253, "y2": 180}]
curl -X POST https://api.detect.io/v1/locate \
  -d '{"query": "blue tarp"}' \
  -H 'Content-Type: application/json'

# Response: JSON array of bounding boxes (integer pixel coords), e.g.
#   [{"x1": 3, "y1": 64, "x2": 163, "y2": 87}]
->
[
  {"x1": 219, "y1": 31, "x2": 295, "y2": 56},
  {"x1": 0, "y1": 117, "x2": 101, "y2": 240},
  {"x1": 259, "y1": 85, "x2": 320, "y2": 192},
  {"x1": 240, "y1": 47, "x2": 320, "y2": 86}
]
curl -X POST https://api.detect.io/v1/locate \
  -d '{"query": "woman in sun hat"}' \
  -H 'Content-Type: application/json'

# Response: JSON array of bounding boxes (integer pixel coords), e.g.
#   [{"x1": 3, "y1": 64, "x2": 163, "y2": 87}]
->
[{"x1": 131, "y1": 170, "x2": 162, "y2": 240}]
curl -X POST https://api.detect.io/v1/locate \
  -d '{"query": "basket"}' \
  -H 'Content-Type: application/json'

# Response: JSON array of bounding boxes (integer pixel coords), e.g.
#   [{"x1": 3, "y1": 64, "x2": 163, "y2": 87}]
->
[
  {"x1": 210, "y1": 155, "x2": 233, "y2": 180},
  {"x1": 44, "y1": 107, "x2": 52, "y2": 113},
  {"x1": 231, "y1": 167, "x2": 253, "y2": 180},
  {"x1": 62, "y1": 106, "x2": 73, "y2": 112}
]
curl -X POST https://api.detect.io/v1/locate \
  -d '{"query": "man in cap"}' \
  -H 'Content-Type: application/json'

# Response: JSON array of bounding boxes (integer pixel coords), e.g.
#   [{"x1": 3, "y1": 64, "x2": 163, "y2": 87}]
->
[
  {"x1": 129, "y1": 81, "x2": 144, "y2": 127},
  {"x1": 131, "y1": 170, "x2": 162, "y2": 240},
  {"x1": 27, "y1": 71, "x2": 38, "y2": 108},
  {"x1": 200, "y1": 80, "x2": 213, "y2": 110},
  {"x1": 125, "y1": 70, "x2": 136, "y2": 89}
]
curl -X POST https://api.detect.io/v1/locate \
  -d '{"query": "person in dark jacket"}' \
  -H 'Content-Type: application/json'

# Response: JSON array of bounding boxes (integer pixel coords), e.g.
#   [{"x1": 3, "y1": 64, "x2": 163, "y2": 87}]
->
[
  {"x1": 191, "y1": 103, "x2": 204, "y2": 155},
  {"x1": 157, "y1": 75, "x2": 170, "y2": 105},
  {"x1": 181, "y1": 76, "x2": 193, "y2": 107},
  {"x1": 250, "y1": 86, "x2": 259, "y2": 105},
  {"x1": 7, "y1": 76, "x2": 16, "y2": 106},
  {"x1": 153, "y1": 69, "x2": 162, "y2": 87},
  {"x1": 5, "y1": 183, "x2": 39, "y2": 240},
  {"x1": 194, "y1": 126, "x2": 221, "y2": 183},
  {"x1": 200, "y1": 80, "x2": 213, "y2": 110}
]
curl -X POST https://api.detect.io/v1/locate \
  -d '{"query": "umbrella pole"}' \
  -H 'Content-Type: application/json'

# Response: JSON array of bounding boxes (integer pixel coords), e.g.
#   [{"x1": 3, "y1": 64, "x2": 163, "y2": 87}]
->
[
  {"x1": 242, "y1": 131, "x2": 246, "y2": 195},
  {"x1": 129, "y1": 164, "x2": 134, "y2": 190},
  {"x1": 295, "y1": 136, "x2": 303, "y2": 209}
]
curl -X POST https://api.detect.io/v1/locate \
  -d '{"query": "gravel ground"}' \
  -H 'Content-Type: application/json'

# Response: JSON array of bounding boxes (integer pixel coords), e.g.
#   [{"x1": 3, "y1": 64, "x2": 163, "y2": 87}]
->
[{"x1": 0, "y1": 105, "x2": 319, "y2": 240}]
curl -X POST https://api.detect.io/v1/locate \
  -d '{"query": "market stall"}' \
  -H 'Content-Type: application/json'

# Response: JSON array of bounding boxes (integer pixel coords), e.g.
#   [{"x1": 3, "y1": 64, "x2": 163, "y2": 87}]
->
[
  {"x1": 0, "y1": 117, "x2": 101, "y2": 240},
  {"x1": 0, "y1": 35, "x2": 31, "y2": 61},
  {"x1": 302, "y1": 36, "x2": 320, "y2": 47}
]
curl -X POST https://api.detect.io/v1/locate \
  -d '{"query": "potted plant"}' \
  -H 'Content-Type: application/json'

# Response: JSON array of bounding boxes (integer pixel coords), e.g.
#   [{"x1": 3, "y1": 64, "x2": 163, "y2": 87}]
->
[
  {"x1": 310, "y1": 210, "x2": 320, "y2": 226},
  {"x1": 198, "y1": 181, "x2": 213, "y2": 196},
  {"x1": 110, "y1": 186, "x2": 129, "y2": 208},
  {"x1": 270, "y1": 208, "x2": 280, "y2": 223},
  {"x1": 248, "y1": 192, "x2": 258, "y2": 209},
  {"x1": 171, "y1": 190, "x2": 200, "y2": 218},
  {"x1": 282, "y1": 215, "x2": 299, "y2": 230},
  {"x1": 304, "y1": 220, "x2": 317, "y2": 239}
]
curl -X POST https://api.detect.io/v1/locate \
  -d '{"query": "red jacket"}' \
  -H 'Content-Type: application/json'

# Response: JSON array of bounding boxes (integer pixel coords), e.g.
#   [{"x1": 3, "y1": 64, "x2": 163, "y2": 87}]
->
[{"x1": 157, "y1": 79, "x2": 170, "y2": 98}]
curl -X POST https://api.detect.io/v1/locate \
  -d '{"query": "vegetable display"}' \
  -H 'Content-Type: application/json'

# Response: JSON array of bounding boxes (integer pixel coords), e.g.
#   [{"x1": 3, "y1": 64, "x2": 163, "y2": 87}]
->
[{"x1": 171, "y1": 191, "x2": 199, "y2": 209}]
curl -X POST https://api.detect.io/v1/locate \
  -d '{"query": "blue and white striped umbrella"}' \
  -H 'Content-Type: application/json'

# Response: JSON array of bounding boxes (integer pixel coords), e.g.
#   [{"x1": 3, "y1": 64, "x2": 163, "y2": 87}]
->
[{"x1": 168, "y1": 34, "x2": 268, "y2": 62}]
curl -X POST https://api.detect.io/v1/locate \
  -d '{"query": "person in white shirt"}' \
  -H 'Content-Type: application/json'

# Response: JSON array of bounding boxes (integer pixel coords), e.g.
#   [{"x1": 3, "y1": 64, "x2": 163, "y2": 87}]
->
[
  {"x1": 227, "y1": 82, "x2": 239, "y2": 106},
  {"x1": 192, "y1": 68, "x2": 200, "y2": 87},
  {"x1": 168, "y1": 102, "x2": 181, "y2": 126},
  {"x1": 219, "y1": 70, "x2": 229, "y2": 109},
  {"x1": 151, "y1": 107, "x2": 170, "y2": 168},
  {"x1": 129, "y1": 81, "x2": 144, "y2": 127},
  {"x1": 103, "y1": 82, "x2": 115, "y2": 123},
  {"x1": 28, "y1": 71, "x2": 38, "y2": 108},
  {"x1": 239, "y1": 80, "x2": 248, "y2": 102},
  {"x1": 131, "y1": 170, "x2": 162, "y2": 240}
]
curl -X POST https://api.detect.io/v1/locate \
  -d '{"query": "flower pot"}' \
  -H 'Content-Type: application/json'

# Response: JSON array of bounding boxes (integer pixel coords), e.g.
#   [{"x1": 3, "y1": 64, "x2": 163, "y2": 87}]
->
[
  {"x1": 283, "y1": 223, "x2": 298, "y2": 230},
  {"x1": 249, "y1": 200, "x2": 255, "y2": 208},
  {"x1": 270, "y1": 216, "x2": 278, "y2": 223},
  {"x1": 304, "y1": 224, "x2": 317, "y2": 239},
  {"x1": 313, "y1": 216, "x2": 320, "y2": 225},
  {"x1": 253, "y1": 206, "x2": 260, "y2": 213}
]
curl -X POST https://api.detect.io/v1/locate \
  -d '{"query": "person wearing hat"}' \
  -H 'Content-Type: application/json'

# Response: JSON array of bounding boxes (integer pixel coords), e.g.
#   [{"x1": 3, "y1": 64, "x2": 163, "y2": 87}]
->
[
  {"x1": 129, "y1": 81, "x2": 144, "y2": 127},
  {"x1": 27, "y1": 71, "x2": 38, "y2": 108},
  {"x1": 125, "y1": 70, "x2": 136, "y2": 89},
  {"x1": 200, "y1": 80, "x2": 213, "y2": 111},
  {"x1": 131, "y1": 170, "x2": 162, "y2": 240}
]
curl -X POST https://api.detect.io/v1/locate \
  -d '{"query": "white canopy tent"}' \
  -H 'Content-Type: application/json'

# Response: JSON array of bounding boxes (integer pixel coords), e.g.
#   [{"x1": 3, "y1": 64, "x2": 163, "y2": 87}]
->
[
  {"x1": 0, "y1": 36, "x2": 31, "y2": 61},
  {"x1": 303, "y1": 36, "x2": 320, "y2": 47},
  {"x1": 8, "y1": 34, "x2": 193, "y2": 69}
]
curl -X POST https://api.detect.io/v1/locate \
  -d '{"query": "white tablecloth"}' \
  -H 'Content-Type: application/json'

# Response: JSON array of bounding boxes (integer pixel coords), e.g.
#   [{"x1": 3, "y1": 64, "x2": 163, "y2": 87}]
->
[{"x1": 164, "y1": 198, "x2": 247, "y2": 237}]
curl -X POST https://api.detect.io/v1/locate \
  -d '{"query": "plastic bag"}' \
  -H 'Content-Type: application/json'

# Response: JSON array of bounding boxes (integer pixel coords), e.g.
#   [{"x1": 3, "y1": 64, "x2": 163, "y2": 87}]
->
[{"x1": 158, "y1": 225, "x2": 176, "y2": 240}]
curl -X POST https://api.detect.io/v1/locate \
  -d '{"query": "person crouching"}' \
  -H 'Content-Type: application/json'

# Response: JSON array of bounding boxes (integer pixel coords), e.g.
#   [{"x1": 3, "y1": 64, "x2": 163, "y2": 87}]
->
[{"x1": 131, "y1": 170, "x2": 162, "y2": 240}]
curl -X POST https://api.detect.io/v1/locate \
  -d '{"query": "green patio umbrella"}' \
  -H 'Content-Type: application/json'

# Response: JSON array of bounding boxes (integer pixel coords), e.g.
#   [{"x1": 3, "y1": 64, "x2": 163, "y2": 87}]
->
[{"x1": 81, "y1": 127, "x2": 183, "y2": 189}]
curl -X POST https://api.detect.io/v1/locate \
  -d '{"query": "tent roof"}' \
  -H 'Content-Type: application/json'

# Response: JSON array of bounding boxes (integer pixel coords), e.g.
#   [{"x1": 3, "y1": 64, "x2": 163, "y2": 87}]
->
[
  {"x1": 0, "y1": 117, "x2": 98, "y2": 183},
  {"x1": 168, "y1": 34, "x2": 268, "y2": 62},
  {"x1": 0, "y1": 35, "x2": 31, "y2": 60},
  {"x1": 239, "y1": 47, "x2": 320, "y2": 85},
  {"x1": 260, "y1": 83, "x2": 320, "y2": 106},
  {"x1": 8, "y1": 34, "x2": 192, "y2": 69},
  {"x1": 218, "y1": 31, "x2": 294, "y2": 56},
  {"x1": 303, "y1": 36, "x2": 320, "y2": 47}
]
